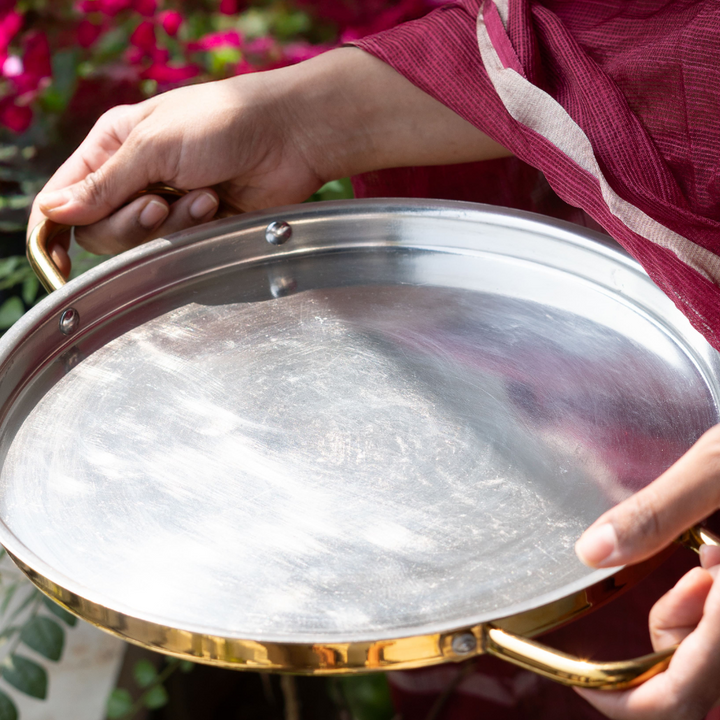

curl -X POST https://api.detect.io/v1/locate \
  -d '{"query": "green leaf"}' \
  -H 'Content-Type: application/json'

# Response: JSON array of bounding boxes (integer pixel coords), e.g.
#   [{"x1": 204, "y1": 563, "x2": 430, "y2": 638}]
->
[
  {"x1": 133, "y1": 659, "x2": 157, "y2": 689},
  {"x1": 106, "y1": 688, "x2": 133, "y2": 719},
  {"x1": 1, "y1": 655, "x2": 48, "y2": 699},
  {"x1": 271, "y1": 9, "x2": 311, "y2": 39},
  {"x1": 0, "y1": 258, "x2": 21, "y2": 278},
  {"x1": 7, "y1": 589, "x2": 39, "y2": 623},
  {"x1": 142, "y1": 683, "x2": 168, "y2": 710},
  {"x1": 20, "y1": 616, "x2": 64, "y2": 661},
  {"x1": 339, "y1": 674, "x2": 394, "y2": 720},
  {"x1": 0, "y1": 584, "x2": 18, "y2": 616},
  {"x1": 21, "y1": 274, "x2": 39, "y2": 306},
  {"x1": 179, "y1": 660, "x2": 194, "y2": 673},
  {"x1": 41, "y1": 596, "x2": 77, "y2": 627},
  {"x1": 0, "y1": 298, "x2": 24, "y2": 331},
  {"x1": 0, "y1": 690, "x2": 18, "y2": 720}
]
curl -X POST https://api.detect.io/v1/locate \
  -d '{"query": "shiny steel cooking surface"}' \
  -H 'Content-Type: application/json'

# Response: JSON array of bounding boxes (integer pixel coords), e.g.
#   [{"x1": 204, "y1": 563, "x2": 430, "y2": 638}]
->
[{"x1": 0, "y1": 201, "x2": 718, "y2": 642}]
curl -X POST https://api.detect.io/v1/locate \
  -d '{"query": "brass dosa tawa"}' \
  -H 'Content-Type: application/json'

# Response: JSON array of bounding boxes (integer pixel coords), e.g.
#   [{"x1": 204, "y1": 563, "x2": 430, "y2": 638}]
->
[{"x1": 2, "y1": 200, "x2": 719, "y2": 687}]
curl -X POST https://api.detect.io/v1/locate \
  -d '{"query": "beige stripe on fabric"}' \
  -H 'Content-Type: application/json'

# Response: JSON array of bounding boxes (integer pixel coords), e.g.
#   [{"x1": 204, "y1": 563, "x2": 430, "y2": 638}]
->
[{"x1": 477, "y1": 0, "x2": 720, "y2": 284}]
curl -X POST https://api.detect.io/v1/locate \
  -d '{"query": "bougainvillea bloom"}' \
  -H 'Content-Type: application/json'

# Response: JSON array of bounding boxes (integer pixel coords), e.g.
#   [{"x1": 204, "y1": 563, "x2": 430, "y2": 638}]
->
[
  {"x1": 78, "y1": 0, "x2": 133, "y2": 16},
  {"x1": 158, "y1": 10, "x2": 183, "y2": 37},
  {"x1": 187, "y1": 30, "x2": 242, "y2": 52},
  {"x1": 132, "y1": 0, "x2": 156, "y2": 17},
  {"x1": 0, "y1": 97, "x2": 32, "y2": 132},
  {"x1": 219, "y1": 0, "x2": 241, "y2": 15},
  {"x1": 130, "y1": 20, "x2": 156, "y2": 52},
  {"x1": 142, "y1": 61, "x2": 199, "y2": 83},
  {"x1": 0, "y1": 9, "x2": 22, "y2": 63},
  {"x1": 77, "y1": 19, "x2": 105, "y2": 48}
]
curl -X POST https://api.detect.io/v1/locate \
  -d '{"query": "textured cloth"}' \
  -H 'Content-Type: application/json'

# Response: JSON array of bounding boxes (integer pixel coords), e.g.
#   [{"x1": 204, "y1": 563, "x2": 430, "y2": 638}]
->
[
  {"x1": 351, "y1": 2, "x2": 720, "y2": 717},
  {"x1": 354, "y1": 0, "x2": 720, "y2": 350}
]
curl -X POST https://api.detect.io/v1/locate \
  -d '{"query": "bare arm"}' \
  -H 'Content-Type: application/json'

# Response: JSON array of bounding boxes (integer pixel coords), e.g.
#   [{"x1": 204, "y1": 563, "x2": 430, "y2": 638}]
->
[{"x1": 28, "y1": 47, "x2": 510, "y2": 274}]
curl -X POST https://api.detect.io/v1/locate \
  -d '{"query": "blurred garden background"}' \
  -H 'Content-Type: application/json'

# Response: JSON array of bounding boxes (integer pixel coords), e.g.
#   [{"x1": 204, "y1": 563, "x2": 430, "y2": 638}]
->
[{"x1": 0, "y1": 0, "x2": 449, "y2": 718}]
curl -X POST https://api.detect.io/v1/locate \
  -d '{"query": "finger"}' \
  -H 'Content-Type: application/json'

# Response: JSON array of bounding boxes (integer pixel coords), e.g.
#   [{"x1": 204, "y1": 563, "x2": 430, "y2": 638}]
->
[
  {"x1": 73, "y1": 195, "x2": 170, "y2": 256},
  {"x1": 28, "y1": 103, "x2": 151, "y2": 237},
  {"x1": 73, "y1": 189, "x2": 219, "y2": 256},
  {"x1": 649, "y1": 567, "x2": 713, "y2": 649},
  {"x1": 34, "y1": 101, "x2": 176, "y2": 228},
  {"x1": 575, "y1": 425, "x2": 720, "y2": 568},
  {"x1": 575, "y1": 567, "x2": 720, "y2": 720},
  {"x1": 48, "y1": 228, "x2": 72, "y2": 280},
  {"x1": 700, "y1": 544, "x2": 720, "y2": 569}
]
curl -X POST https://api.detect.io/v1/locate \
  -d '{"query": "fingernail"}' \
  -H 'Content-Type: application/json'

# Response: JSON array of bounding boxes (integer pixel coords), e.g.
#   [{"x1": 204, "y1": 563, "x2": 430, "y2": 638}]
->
[
  {"x1": 189, "y1": 192, "x2": 218, "y2": 220},
  {"x1": 139, "y1": 200, "x2": 169, "y2": 229},
  {"x1": 37, "y1": 189, "x2": 72, "y2": 212},
  {"x1": 700, "y1": 544, "x2": 720, "y2": 569},
  {"x1": 575, "y1": 523, "x2": 618, "y2": 567}
]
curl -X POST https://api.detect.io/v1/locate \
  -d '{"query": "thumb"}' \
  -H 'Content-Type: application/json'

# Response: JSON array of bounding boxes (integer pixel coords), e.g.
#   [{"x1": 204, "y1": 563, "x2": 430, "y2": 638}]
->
[
  {"x1": 35, "y1": 138, "x2": 155, "y2": 227},
  {"x1": 575, "y1": 425, "x2": 720, "y2": 568}
]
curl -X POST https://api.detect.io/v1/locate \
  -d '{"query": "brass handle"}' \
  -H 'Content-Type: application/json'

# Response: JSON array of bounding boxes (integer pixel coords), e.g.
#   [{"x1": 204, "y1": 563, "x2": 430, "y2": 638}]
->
[
  {"x1": 27, "y1": 218, "x2": 72, "y2": 293},
  {"x1": 26, "y1": 184, "x2": 226, "y2": 293},
  {"x1": 484, "y1": 525, "x2": 720, "y2": 690},
  {"x1": 483, "y1": 625, "x2": 674, "y2": 690}
]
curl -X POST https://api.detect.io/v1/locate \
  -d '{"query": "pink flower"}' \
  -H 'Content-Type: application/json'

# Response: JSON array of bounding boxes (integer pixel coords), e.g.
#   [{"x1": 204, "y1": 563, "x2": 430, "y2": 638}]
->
[
  {"x1": 244, "y1": 36, "x2": 275, "y2": 55},
  {"x1": 158, "y1": 10, "x2": 182, "y2": 37},
  {"x1": 124, "y1": 46, "x2": 144, "y2": 64},
  {"x1": 219, "y1": 0, "x2": 241, "y2": 15},
  {"x1": 132, "y1": 0, "x2": 156, "y2": 17},
  {"x1": 187, "y1": 29, "x2": 241, "y2": 53},
  {"x1": 9, "y1": 31, "x2": 51, "y2": 94},
  {"x1": 0, "y1": 97, "x2": 32, "y2": 133},
  {"x1": 77, "y1": 19, "x2": 104, "y2": 48},
  {"x1": 233, "y1": 58, "x2": 258, "y2": 75},
  {"x1": 130, "y1": 20, "x2": 156, "y2": 52},
  {"x1": 2, "y1": 54, "x2": 21, "y2": 77},
  {"x1": 78, "y1": 0, "x2": 133, "y2": 17},
  {"x1": 0, "y1": 9, "x2": 22, "y2": 58},
  {"x1": 141, "y1": 61, "x2": 199, "y2": 84}
]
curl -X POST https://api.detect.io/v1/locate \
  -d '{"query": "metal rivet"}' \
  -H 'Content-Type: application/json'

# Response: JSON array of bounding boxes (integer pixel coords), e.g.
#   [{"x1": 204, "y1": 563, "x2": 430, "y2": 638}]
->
[
  {"x1": 59, "y1": 308, "x2": 80, "y2": 336},
  {"x1": 265, "y1": 221, "x2": 292, "y2": 245},
  {"x1": 451, "y1": 633, "x2": 477, "y2": 655}
]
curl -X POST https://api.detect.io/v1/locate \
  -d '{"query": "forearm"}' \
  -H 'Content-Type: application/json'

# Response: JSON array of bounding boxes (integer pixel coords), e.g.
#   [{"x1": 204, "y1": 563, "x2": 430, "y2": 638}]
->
[{"x1": 273, "y1": 47, "x2": 512, "y2": 182}]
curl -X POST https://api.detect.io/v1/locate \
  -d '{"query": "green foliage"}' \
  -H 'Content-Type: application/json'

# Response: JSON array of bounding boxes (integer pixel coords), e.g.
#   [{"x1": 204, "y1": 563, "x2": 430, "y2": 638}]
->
[
  {"x1": 0, "y1": 691, "x2": 18, "y2": 720},
  {"x1": 41, "y1": 596, "x2": 78, "y2": 627},
  {"x1": 309, "y1": 177, "x2": 355, "y2": 203},
  {"x1": 0, "y1": 299, "x2": 24, "y2": 330},
  {"x1": 334, "y1": 674, "x2": 395, "y2": 720},
  {"x1": 108, "y1": 657, "x2": 194, "y2": 719},
  {"x1": 142, "y1": 684, "x2": 169, "y2": 710},
  {"x1": 0, "y1": 582, "x2": 74, "y2": 710},
  {"x1": 1, "y1": 656, "x2": 47, "y2": 700},
  {"x1": 106, "y1": 688, "x2": 133, "y2": 720},
  {"x1": 19, "y1": 617, "x2": 64, "y2": 662},
  {"x1": 132, "y1": 659, "x2": 157, "y2": 689}
]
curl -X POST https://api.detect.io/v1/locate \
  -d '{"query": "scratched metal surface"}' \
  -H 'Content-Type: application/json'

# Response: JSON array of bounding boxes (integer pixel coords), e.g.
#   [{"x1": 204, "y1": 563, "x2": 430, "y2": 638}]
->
[{"x1": 0, "y1": 201, "x2": 718, "y2": 642}]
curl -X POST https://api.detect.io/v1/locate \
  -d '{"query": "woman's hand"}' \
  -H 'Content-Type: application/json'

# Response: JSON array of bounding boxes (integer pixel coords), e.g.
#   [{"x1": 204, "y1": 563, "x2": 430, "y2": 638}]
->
[
  {"x1": 574, "y1": 425, "x2": 720, "y2": 719},
  {"x1": 28, "y1": 47, "x2": 510, "y2": 277}
]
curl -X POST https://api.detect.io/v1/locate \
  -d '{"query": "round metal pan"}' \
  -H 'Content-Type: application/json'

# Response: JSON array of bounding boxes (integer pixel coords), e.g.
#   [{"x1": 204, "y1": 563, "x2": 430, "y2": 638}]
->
[{"x1": 2, "y1": 200, "x2": 719, "y2": 688}]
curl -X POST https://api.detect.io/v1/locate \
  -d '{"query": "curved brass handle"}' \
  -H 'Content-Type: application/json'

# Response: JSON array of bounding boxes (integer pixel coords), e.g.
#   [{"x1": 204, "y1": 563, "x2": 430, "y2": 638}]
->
[
  {"x1": 27, "y1": 218, "x2": 72, "y2": 293},
  {"x1": 483, "y1": 625, "x2": 675, "y2": 690},
  {"x1": 483, "y1": 525, "x2": 720, "y2": 689},
  {"x1": 26, "y1": 183, "x2": 225, "y2": 293}
]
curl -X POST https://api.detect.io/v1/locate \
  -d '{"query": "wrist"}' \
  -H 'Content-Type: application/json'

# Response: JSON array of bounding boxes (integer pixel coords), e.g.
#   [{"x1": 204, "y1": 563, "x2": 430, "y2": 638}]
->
[{"x1": 269, "y1": 47, "x2": 511, "y2": 183}]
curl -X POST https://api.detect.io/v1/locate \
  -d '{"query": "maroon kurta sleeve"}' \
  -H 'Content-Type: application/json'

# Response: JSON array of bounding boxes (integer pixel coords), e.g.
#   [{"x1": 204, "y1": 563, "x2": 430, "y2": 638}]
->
[{"x1": 353, "y1": 1, "x2": 720, "y2": 351}]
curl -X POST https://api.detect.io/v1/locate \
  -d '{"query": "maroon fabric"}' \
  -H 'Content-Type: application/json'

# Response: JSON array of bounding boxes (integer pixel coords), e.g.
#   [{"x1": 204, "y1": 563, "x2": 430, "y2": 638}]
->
[
  {"x1": 353, "y1": 0, "x2": 720, "y2": 350},
  {"x1": 350, "y1": 2, "x2": 720, "y2": 717}
]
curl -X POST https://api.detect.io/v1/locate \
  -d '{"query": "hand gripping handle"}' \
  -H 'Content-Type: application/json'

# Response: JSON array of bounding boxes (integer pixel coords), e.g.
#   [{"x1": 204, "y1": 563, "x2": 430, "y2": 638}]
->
[{"x1": 482, "y1": 525, "x2": 720, "y2": 689}]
